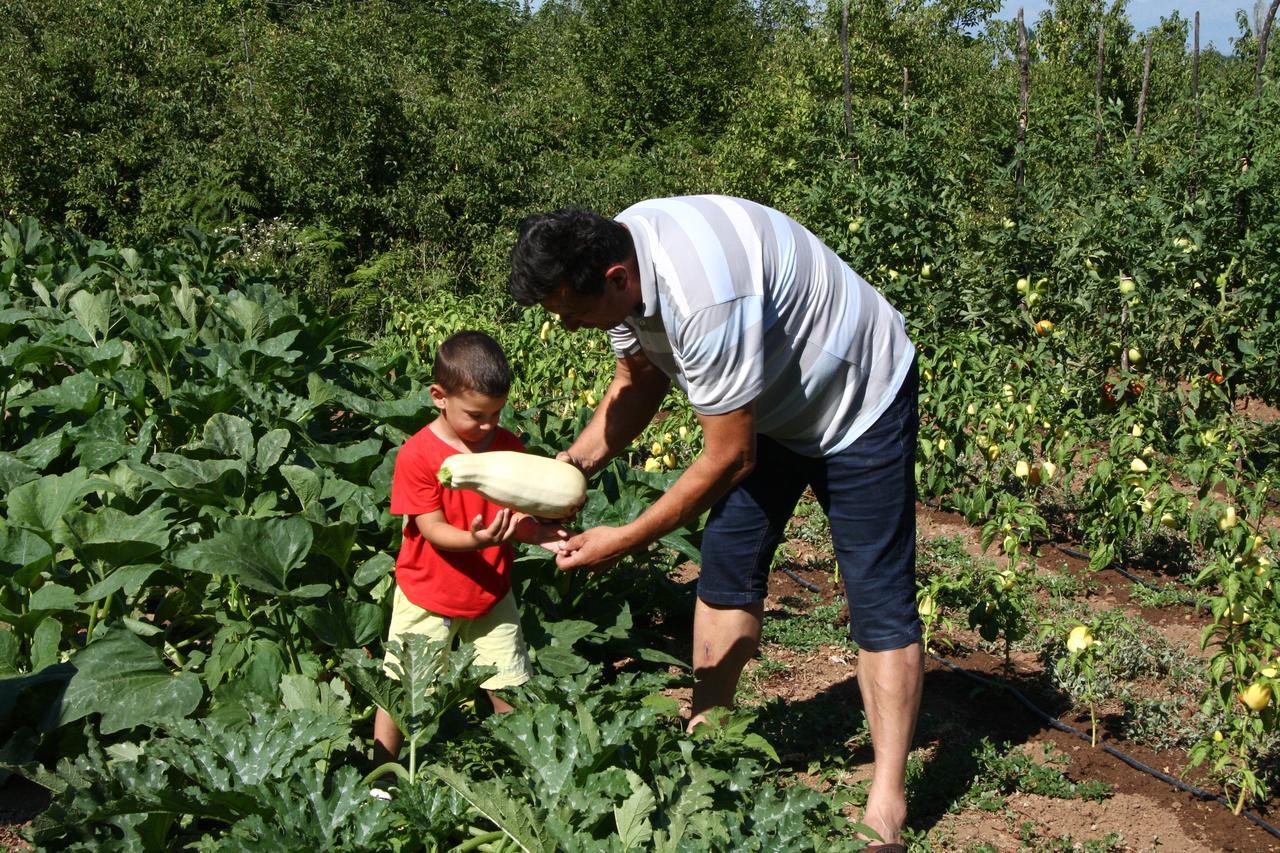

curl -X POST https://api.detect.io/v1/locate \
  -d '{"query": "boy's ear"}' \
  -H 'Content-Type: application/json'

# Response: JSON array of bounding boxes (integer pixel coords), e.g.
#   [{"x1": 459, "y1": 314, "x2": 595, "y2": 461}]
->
[{"x1": 429, "y1": 383, "x2": 448, "y2": 409}]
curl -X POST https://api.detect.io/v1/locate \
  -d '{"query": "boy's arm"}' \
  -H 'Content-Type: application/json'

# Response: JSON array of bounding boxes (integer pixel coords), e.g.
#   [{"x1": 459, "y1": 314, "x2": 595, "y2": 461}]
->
[{"x1": 413, "y1": 509, "x2": 522, "y2": 551}]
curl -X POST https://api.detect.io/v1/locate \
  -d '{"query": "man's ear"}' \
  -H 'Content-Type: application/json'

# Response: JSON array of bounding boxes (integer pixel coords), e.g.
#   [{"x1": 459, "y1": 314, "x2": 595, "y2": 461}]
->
[{"x1": 604, "y1": 262, "x2": 629, "y2": 291}]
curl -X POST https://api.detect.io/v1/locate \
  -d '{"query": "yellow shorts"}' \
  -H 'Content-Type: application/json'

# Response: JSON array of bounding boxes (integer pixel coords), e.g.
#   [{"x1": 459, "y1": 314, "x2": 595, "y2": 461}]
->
[{"x1": 384, "y1": 587, "x2": 532, "y2": 691}]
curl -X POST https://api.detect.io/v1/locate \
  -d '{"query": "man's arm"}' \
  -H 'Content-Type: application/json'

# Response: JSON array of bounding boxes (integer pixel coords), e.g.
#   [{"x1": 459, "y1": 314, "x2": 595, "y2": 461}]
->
[
  {"x1": 555, "y1": 403, "x2": 756, "y2": 570},
  {"x1": 559, "y1": 349, "x2": 671, "y2": 476}
]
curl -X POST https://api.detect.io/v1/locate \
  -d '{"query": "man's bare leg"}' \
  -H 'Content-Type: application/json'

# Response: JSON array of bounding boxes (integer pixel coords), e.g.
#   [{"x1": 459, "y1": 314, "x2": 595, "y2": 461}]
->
[
  {"x1": 688, "y1": 598, "x2": 764, "y2": 729},
  {"x1": 856, "y1": 641, "x2": 923, "y2": 846}
]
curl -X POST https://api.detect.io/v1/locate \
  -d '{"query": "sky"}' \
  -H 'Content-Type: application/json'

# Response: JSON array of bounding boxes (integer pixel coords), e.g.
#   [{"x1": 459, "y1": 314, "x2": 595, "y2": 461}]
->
[{"x1": 995, "y1": 2, "x2": 1254, "y2": 51}]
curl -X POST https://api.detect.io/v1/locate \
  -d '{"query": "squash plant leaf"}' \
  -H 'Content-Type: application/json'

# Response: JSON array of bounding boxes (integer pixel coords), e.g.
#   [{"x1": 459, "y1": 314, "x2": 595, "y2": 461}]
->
[
  {"x1": 423, "y1": 764, "x2": 548, "y2": 853},
  {"x1": 67, "y1": 287, "x2": 114, "y2": 343},
  {"x1": 614, "y1": 769, "x2": 656, "y2": 849},
  {"x1": 0, "y1": 452, "x2": 39, "y2": 493},
  {"x1": 55, "y1": 627, "x2": 202, "y2": 734},
  {"x1": 254, "y1": 428, "x2": 291, "y2": 472},
  {"x1": 5, "y1": 468, "x2": 99, "y2": 536},
  {"x1": 170, "y1": 516, "x2": 314, "y2": 597},
  {"x1": 220, "y1": 764, "x2": 393, "y2": 850},
  {"x1": 0, "y1": 526, "x2": 53, "y2": 586},
  {"x1": 13, "y1": 371, "x2": 102, "y2": 414},
  {"x1": 66, "y1": 505, "x2": 171, "y2": 567},
  {"x1": 195, "y1": 413, "x2": 255, "y2": 463}
]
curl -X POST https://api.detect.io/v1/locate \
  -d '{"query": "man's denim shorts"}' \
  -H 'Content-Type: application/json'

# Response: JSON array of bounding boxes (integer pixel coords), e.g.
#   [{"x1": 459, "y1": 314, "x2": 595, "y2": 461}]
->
[{"x1": 697, "y1": 359, "x2": 921, "y2": 652}]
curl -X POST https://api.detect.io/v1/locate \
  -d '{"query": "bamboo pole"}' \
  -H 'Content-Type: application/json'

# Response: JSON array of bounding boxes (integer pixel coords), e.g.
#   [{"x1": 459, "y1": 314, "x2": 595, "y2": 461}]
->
[
  {"x1": 1016, "y1": 8, "x2": 1029, "y2": 191},
  {"x1": 1094, "y1": 24, "x2": 1106, "y2": 158}
]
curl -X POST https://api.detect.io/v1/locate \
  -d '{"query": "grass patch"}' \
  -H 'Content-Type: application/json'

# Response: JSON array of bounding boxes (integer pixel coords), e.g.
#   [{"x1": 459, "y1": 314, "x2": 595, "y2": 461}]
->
[
  {"x1": 959, "y1": 739, "x2": 1111, "y2": 811},
  {"x1": 762, "y1": 596, "x2": 854, "y2": 652}
]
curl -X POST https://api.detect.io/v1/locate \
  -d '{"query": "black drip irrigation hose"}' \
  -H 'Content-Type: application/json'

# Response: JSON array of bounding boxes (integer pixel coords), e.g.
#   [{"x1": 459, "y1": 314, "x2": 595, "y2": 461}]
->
[
  {"x1": 1049, "y1": 543, "x2": 1210, "y2": 614},
  {"x1": 781, "y1": 566, "x2": 822, "y2": 594},
  {"x1": 928, "y1": 652, "x2": 1280, "y2": 839}
]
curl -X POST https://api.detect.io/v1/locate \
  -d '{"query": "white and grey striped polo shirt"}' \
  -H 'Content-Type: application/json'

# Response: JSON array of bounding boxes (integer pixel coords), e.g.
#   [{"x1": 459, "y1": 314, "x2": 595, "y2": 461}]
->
[{"x1": 608, "y1": 195, "x2": 915, "y2": 457}]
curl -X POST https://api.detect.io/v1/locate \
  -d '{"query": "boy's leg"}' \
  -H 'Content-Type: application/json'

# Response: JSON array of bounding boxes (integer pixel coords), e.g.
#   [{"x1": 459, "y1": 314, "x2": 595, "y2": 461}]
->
[
  {"x1": 463, "y1": 589, "x2": 532, "y2": 713},
  {"x1": 485, "y1": 691, "x2": 515, "y2": 714},
  {"x1": 378, "y1": 587, "x2": 456, "y2": 769},
  {"x1": 372, "y1": 707, "x2": 404, "y2": 767}
]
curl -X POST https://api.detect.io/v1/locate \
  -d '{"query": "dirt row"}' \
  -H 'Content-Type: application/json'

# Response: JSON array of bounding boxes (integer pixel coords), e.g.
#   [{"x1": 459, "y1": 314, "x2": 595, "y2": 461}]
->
[{"x1": 713, "y1": 502, "x2": 1280, "y2": 851}]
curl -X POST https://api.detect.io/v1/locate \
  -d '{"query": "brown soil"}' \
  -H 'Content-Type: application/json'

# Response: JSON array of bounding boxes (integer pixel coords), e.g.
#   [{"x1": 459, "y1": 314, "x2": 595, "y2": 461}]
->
[
  {"x1": 1240, "y1": 396, "x2": 1280, "y2": 426},
  {"x1": 0, "y1": 776, "x2": 45, "y2": 852},
  {"x1": 714, "y1": 500, "x2": 1280, "y2": 851}
]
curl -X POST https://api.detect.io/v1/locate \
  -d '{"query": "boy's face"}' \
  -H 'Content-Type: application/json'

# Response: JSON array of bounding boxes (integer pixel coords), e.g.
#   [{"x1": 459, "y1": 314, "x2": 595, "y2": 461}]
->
[{"x1": 431, "y1": 386, "x2": 507, "y2": 444}]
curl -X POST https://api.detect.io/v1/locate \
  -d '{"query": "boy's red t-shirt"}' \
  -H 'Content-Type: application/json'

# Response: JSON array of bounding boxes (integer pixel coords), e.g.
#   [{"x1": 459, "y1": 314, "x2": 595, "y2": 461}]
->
[{"x1": 389, "y1": 424, "x2": 526, "y2": 618}]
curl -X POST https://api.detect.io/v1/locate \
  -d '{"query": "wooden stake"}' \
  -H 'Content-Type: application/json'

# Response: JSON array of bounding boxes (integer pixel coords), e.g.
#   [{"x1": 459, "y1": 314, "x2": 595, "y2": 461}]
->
[
  {"x1": 1192, "y1": 12, "x2": 1201, "y2": 138},
  {"x1": 1094, "y1": 24, "x2": 1106, "y2": 158},
  {"x1": 1191, "y1": 12, "x2": 1201, "y2": 199},
  {"x1": 902, "y1": 66, "x2": 910, "y2": 138},
  {"x1": 842, "y1": 1, "x2": 853, "y2": 140},
  {"x1": 1133, "y1": 39, "x2": 1153, "y2": 158},
  {"x1": 1257, "y1": 0, "x2": 1280, "y2": 96},
  {"x1": 1016, "y1": 8, "x2": 1029, "y2": 191}
]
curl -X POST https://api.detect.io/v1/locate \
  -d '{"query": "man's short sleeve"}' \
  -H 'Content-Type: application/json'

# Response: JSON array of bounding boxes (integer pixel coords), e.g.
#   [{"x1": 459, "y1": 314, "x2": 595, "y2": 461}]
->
[
  {"x1": 675, "y1": 296, "x2": 764, "y2": 415},
  {"x1": 389, "y1": 440, "x2": 442, "y2": 516},
  {"x1": 608, "y1": 324, "x2": 642, "y2": 359}
]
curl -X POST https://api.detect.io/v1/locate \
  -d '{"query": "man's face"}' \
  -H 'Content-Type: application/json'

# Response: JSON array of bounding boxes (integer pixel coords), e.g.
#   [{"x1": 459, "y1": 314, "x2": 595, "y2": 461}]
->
[{"x1": 542, "y1": 264, "x2": 635, "y2": 332}]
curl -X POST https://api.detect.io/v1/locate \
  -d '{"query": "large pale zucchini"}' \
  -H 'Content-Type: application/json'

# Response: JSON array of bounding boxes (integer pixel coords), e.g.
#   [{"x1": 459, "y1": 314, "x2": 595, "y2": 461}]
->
[{"x1": 437, "y1": 451, "x2": 587, "y2": 519}]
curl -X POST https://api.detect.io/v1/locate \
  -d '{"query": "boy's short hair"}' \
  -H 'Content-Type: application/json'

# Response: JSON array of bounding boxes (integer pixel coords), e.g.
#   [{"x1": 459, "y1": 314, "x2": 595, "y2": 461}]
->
[
  {"x1": 508, "y1": 208, "x2": 632, "y2": 306},
  {"x1": 433, "y1": 331, "x2": 511, "y2": 397}
]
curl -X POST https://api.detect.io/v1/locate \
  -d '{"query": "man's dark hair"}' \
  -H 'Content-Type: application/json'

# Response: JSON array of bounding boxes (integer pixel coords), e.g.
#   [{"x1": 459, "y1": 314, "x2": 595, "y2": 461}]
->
[
  {"x1": 508, "y1": 208, "x2": 633, "y2": 306},
  {"x1": 433, "y1": 331, "x2": 511, "y2": 397}
]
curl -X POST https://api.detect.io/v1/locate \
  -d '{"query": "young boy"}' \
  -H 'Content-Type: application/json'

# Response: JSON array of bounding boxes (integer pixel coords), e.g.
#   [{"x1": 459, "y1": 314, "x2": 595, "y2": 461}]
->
[{"x1": 372, "y1": 330, "x2": 568, "y2": 768}]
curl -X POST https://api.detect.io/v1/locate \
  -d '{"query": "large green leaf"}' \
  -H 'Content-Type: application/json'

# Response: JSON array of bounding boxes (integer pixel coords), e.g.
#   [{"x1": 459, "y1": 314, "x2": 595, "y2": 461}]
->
[
  {"x1": 170, "y1": 516, "x2": 316, "y2": 597},
  {"x1": 424, "y1": 765, "x2": 548, "y2": 853},
  {"x1": 298, "y1": 597, "x2": 384, "y2": 648},
  {"x1": 66, "y1": 506, "x2": 171, "y2": 566},
  {"x1": 0, "y1": 525, "x2": 53, "y2": 585},
  {"x1": 305, "y1": 436, "x2": 384, "y2": 482},
  {"x1": 340, "y1": 636, "x2": 492, "y2": 747},
  {"x1": 194, "y1": 413, "x2": 255, "y2": 463},
  {"x1": 13, "y1": 428, "x2": 69, "y2": 470},
  {"x1": 254, "y1": 428, "x2": 291, "y2": 472},
  {"x1": 76, "y1": 564, "x2": 162, "y2": 603},
  {"x1": 14, "y1": 370, "x2": 102, "y2": 414},
  {"x1": 5, "y1": 468, "x2": 98, "y2": 535},
  {"x1": 56, "y1": 628, "x2": 202, "y2": 734},
  {"x1": 0, "y1": 452, "x2": 39, "y2": 493},
  {"x1": 149, "y1": 453, "x2": 246, "y2": 507},
  {"x1": 330, "y1": 386, "x2": 434, "y2": 434},
  {"x1": 279, "y1": 464, "x2": 321, "y2": 512},
  {"x1": 615, "y1": 769, "x2": 656, "y2": 849},
  {"x1": 71, "y1": 407, "x2": 131, "y2": 471}
]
